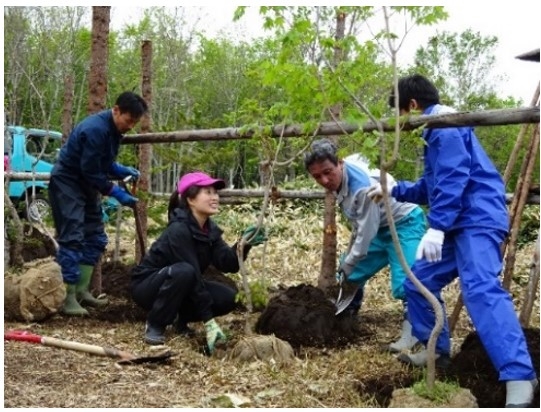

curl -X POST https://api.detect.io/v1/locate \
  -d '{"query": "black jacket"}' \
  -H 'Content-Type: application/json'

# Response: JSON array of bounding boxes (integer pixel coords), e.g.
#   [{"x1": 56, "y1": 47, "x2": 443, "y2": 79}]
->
[
  {"x1": 131, "y1": 208, "x2": 248, "y2": 320},
  {"x1": 133, "y1": 207, "x2": 243, "y2": 276}
]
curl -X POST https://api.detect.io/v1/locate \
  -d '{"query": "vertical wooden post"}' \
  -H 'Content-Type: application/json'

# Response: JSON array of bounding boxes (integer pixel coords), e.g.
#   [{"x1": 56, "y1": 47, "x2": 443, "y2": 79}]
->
[{"x1": 135, "y1": 40, "x2": 153, "y2": 264}]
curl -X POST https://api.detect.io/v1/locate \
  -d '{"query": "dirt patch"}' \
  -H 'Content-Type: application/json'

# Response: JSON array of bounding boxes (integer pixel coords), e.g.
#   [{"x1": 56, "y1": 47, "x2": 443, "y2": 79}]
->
[
  {"x1": 27, "y1": 259, "x2": 541, "y2": 408},
  {"x1": 255, "y1": 284, "x2": 360, "y2": 348},
  {"x1": 98, "y1": 258, "x2": 540, "y2": 407},
  {"x1": 442, "y1": 327, "x2": 540, "y2": 408},
  {"x1": 4, "y1": 224, "x2": 539, "y2": 408}
]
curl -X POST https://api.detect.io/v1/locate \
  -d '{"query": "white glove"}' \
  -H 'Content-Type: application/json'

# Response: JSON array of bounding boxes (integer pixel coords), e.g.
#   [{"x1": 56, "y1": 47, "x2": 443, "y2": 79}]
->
[
  {"x1": 416, "y1": 228, "x2": 445, "y2": 262},
  {"x1": 367, "y1": 181, "x2": 396, "y2": 203}
]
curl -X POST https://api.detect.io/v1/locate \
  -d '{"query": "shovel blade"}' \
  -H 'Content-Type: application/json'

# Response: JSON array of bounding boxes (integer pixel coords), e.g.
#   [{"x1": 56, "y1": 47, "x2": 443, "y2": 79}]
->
[
  {"x1": 117, "y1": 349, "x2": 175, "y2": 365},
  {"x1": 335, "y1": 282, "x2": 359, "y2": 315}
]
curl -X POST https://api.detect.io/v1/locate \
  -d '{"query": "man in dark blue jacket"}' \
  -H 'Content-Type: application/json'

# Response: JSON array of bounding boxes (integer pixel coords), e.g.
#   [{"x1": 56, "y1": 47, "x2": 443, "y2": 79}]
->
[
  {"x1": 49, "y1": 91, "x2": 148, "y2": 316},
  {"x1": 368, "y1": 74, "x2": 537, "y2": 408}
]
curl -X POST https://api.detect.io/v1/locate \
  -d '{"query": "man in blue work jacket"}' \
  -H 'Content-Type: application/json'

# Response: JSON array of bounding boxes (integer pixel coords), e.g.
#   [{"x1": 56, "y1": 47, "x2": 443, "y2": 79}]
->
[{"x1": 49, "y1": 91, "x2": 148, "y2": 316}]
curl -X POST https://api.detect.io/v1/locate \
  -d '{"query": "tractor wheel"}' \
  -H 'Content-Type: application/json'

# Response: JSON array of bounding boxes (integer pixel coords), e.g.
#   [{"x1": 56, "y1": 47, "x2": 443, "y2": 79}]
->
[{"x1": 24, "y1": 194, "x2": 51, "y2": 223}]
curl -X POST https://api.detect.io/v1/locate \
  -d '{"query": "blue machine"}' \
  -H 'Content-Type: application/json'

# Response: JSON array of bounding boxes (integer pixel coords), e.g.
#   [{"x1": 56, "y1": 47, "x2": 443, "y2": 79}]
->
[
  {"x1": 4, "y1": 125, "x2": 119, "y2": 222},
  {"x1": 5, "y1": 126, "x2": 62, "y2": 221}
]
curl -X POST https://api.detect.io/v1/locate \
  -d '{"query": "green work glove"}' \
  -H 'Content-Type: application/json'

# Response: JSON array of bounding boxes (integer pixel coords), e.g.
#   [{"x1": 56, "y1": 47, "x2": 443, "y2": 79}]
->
[
  {"x1": 242, "y1": 225, "x2": 268, "y2": 246},
  {"x1": 204, "y1": 318, "x2": 226, "y2": 355}
]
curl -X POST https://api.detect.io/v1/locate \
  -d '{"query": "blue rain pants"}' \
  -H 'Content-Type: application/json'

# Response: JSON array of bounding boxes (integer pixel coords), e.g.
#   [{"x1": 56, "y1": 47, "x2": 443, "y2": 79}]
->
[{"x1": 405, "y1": 227, "x2": 536, "y2": 381}]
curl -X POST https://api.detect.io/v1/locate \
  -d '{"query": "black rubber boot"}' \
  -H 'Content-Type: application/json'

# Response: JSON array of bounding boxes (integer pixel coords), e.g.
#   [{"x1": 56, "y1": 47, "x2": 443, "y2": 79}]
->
[{"x1": 144, "y1": 323, "x2": 166, "y2": 345}]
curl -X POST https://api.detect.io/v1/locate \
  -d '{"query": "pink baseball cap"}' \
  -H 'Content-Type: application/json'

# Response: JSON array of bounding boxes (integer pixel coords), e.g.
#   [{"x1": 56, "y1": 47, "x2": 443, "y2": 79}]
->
[{"x1": 177, "y1": 171, "x2": 226, "y2": 195}]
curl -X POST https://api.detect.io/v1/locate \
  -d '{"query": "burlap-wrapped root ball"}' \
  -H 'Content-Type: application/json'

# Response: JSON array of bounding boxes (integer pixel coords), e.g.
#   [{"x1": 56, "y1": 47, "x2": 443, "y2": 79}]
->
[
  {"x1": 4, "y1": 261, "x2": 66, "y2": 322},
  {"x1": 228, "y1": 334, "x2": 295, "y2": 366}
]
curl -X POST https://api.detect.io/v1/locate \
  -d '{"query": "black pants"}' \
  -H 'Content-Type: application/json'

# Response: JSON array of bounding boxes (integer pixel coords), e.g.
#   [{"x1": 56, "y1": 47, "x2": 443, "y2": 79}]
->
[{"x1": 131, "y1": 262, "x2": 236, "y2": 327}]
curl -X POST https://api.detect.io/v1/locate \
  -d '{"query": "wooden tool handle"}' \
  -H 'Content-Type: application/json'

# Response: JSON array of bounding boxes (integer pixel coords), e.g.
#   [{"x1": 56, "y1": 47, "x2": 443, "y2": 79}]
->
[
  {"x1": 41, "y1": 336, "x2": 134, "y2": 359},
  {"x1": 5, "y1": 330, "x2": 135, "y2": 360}
]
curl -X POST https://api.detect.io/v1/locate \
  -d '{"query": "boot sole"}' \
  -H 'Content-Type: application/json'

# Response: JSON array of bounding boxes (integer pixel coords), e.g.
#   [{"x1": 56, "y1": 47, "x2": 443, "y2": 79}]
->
[
  {"x1": 62, "y1": 309, "x2": 89, "y2": 316},
  {"x1": 78, "y1": 299, "x2": 108, "y2": 308},
  {"x1": 387, "y1": 340, "x2": 421, "y2": 354},
  {"x1": 397, "y1": 353, "x2": 451, "y2": 369},
  {"x1": 145, "y1": 337, "x2": 166, "y2": 345}
]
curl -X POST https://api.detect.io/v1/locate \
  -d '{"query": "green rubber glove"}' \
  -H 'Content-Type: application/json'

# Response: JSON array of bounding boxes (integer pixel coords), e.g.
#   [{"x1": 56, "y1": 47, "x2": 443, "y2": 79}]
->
[
  {"x1": 204, "y1": 318, "x2": 226, "y2": 355},
  {"x1": 242, "y1": 225, "x2": 268, "y2": 246}
]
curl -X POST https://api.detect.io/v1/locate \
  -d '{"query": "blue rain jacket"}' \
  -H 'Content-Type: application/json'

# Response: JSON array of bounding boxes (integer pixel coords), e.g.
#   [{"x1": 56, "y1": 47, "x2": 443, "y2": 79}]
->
[{"x1": 392, "y1": 104, "x2": 509, "y2": 233}]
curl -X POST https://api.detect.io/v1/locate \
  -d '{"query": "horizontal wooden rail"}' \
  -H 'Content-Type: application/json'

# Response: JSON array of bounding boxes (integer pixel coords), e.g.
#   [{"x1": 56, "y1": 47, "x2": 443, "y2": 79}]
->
[
  {"x1": 5, "y1": 174, "x2": 539, "y2": 205},
  {"x1": 121, "y1": 106, "x2": 540, "y2": 144}
]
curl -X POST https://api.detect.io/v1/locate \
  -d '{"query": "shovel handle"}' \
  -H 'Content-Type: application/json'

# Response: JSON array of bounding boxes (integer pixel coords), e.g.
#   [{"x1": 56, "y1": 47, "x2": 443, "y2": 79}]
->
[
  {"x1": 122, "y1": 175, "x2": 137, "y2": 195},
  {"x1": 4, "y1": 330, "x2": 43, "y2": 344},
  {"x1": 4, "y1": 330, "x2": 135, "y2": 360}
]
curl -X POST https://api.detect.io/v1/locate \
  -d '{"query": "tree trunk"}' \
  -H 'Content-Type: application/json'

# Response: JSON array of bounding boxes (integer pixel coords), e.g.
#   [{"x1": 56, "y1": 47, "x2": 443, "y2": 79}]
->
[
  {"x1": 62, "y1": 74, "x2": 75, "y2": 144},
  {"x1": 318, "y1": 10, "x2": 346, "y2": 292},
  {"x1": 87, "y1": 6, "x2": 109, "y2": 114},
  {"x1": 88, "y1": 6, "x2": 110, "y2": 295}
]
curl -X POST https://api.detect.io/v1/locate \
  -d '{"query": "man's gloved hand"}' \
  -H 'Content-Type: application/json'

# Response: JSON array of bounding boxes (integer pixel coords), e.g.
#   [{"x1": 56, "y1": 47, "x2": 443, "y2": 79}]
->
[
  {"x1": 110, "y1": 162, "x2": 140, "y2": 181},
  {"x1": 416, "y1": 228, "x2": 445, "y2": 262},
  {"x1": 242, "y1": 225, "x2": 268, "y2": 246},
  {"x1": 338, "y1": 261, "x2": 355, "y2": 279},
  {"x1": 109, "y1": 185, "x2": 138, "y2": 207},
  {"x1": 336, "y1": 269, "x2": 347, "y2": 284},
  {"x1": 204, "y1": 318, "x2": 226, "y2": 355},
  {"x1": 367, "y1": 181, "x2": 396, "y2": 203}
]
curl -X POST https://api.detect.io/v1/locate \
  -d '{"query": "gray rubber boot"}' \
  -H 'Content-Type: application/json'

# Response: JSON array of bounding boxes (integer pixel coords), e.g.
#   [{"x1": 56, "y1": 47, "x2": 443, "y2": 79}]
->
[
  {"x1": 505, "y1": 379, "x2": 538, "y2": 407},
  {"x1": 62, "y1": 284, "x2": 89, "y2": 316},
  {"x1": 388, "y1": 319, "x2": 419, "y2": 353},
  {"x1": 144, "y1": 323, "x2": 166, "y2": 345}
]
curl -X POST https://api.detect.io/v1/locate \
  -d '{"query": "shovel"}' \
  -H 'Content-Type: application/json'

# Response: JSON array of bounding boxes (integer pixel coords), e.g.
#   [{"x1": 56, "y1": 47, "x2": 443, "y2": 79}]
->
[
  {"x1": 4, "y1": 330, "x2": 174, "y2": 365},
  {"x1": 120, "y1": 175, "x2": 146, "y2": 262},
  {"x1": 334, "y1": 271, "x2": 359, "y2": 315}
]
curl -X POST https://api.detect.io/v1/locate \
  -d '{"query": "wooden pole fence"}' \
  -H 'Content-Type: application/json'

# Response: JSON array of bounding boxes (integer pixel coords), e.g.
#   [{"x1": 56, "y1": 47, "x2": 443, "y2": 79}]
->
[{"x1": 121, "y1": 106, "x2": 539, "y2": 144}]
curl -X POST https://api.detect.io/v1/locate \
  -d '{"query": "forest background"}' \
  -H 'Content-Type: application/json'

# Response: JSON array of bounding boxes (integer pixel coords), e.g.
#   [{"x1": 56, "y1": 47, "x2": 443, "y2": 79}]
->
[{"x1": 3, "y1": 5, "x2": 539, "y2": 194}]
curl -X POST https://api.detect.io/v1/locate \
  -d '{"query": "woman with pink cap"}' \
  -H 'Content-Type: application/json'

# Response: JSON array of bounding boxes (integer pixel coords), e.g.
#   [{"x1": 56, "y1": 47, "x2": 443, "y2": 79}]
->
[{"x1": 130, "y1": 171, "x2": 267, "y2": 352}]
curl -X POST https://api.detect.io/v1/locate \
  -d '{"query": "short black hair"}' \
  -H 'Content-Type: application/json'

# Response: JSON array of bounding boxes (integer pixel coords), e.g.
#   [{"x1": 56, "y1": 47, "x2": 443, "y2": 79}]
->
[
  {"x1": 388, "y1": 74, "x2": 440, "y2": 111},
  {"x1": 115, "y1": 91, "x2": 148, "y2": 117},
  {"x1": 303, "y1": 138, "x2": 339, "y2": 169}
]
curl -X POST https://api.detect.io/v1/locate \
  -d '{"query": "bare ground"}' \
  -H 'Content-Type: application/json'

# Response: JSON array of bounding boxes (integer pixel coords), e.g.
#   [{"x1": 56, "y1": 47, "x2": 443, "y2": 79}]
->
[{"x1": 3, "y1": 204, "x2": 540, "y2": 408}]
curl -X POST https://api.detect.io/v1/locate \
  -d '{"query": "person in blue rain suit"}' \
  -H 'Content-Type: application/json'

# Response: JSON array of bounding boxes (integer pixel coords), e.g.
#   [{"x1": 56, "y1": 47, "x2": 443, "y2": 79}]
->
[
  {"x1": 368, "y1": 73, "x2": 538, "y2": 408},
  {"x1": 304, "y1": 138, "x2": 426, "y2": 353},
  {"x1": 49, "y1": 91, "x2": 148, "y2": 316}
]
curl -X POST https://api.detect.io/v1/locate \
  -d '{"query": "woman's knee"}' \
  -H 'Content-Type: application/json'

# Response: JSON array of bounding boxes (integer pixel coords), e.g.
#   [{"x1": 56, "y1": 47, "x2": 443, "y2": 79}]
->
[
  {"x1": 209, "y1": 282, "x2": 237, "y2": 316},
  {"x1": 167, "y1": 263, "x2": 198, "y2": 285}
]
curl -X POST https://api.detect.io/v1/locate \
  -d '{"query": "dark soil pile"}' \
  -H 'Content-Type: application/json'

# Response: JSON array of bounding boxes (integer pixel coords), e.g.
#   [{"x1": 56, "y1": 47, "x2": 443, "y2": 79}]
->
[
  {"x1": 442, "y1": 328, "x2": 540, "y2": 408},
  {"x1": 255, "y1": 284, "x2": 361, "y2": 348}
]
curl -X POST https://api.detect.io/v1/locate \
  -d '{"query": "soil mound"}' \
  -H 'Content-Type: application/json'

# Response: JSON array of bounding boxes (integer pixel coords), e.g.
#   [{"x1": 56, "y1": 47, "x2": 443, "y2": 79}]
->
[
  {"x1": 255, "y1": 284, "x2": 360, "y2": 348},
  {"x1": 443, "y1": 327, "x2": 540, "y2": 408}
]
